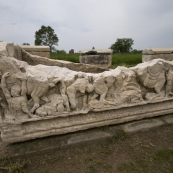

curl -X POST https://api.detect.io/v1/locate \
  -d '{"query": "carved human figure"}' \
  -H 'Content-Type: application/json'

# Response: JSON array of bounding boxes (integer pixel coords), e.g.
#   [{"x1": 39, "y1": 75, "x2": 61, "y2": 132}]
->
[
  {"x1": 66, "y1": 74, "x2": 94, "y2": 110},
  {"x1": 0, "y1": 97, "x2": 5, "y2": 121},
  {"x1": 36, "y1": 93, "x2": 64, "y2": 117},
  {"x1": 117, "y1": 70, "x2": 143, "y2": 104},
  {"x1": 60, "y1": 79, "x2": 70, "y2": 111},
  {"x1": 90, "y1": 75, "x2": 115, "y2": 103},
  {"x1": 136, "y1": 62, "x2": 165, "y2": 100},
  {"x1": 1, "y1": 72, "x2": 34, "y2": 119},
  {"x1": 165, "y1": 68, "x2": 173, "y2": 97}
]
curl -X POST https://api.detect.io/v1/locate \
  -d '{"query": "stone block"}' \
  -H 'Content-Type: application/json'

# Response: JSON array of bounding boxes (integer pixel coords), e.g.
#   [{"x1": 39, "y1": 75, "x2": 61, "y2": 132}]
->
[
  {"x1": 0, "y1": 42, "x2": 15, "y2": 57},
  {"x1": 143, "y1": 48, "x2": 173, "y2": 55},
  {"x1": 79, "y1": 49, "x2": 112, "y2": 68},
  {"x1": 142, "y1": 48, "x2": 173, "y2": 62},
  {"x1": 0, "y1": 42, "x2": 8, "y2": 56},
  {"x1": 20, "y1": 45, "x2": 50, "y2": 52},
  {"x1": 67, "y1": 131, "x2": 111, "y2": 145},
  {"x1": 6, "y1": 42, "x2": 15, "y2": 57},
  {"x1": 21, "y1": 45, "x2": 50, "y2": 59},
  {"x1": 120, "y1": 118, "x2": 165, "y2": 133},
  {"x1": 161, "y1": 114, "x2": 173, "y2": 124},
  {"x1": 142, "y1": 54, "x2": 173, "y2": 62}
]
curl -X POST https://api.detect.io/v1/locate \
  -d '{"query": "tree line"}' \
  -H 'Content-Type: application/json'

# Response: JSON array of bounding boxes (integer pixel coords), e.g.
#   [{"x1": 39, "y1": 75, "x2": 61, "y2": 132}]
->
[{"x1": 23, "y1": 25, "x2": 139, "y2": 54}]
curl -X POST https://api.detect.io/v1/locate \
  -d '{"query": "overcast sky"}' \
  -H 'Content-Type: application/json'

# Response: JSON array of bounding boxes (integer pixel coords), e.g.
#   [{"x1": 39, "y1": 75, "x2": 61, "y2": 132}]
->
[{"x1": 0, "y1": 0, "x2": 173, "y2": 52}]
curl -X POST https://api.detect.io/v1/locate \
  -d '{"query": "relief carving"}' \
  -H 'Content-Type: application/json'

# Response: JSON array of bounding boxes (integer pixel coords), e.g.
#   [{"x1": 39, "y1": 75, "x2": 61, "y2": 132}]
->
[
  {"x1": 135, "y1": 62, "x2": 165, "y2": 101},
  {"x1": 0, "y1": 56, "x2": 173, "y2": 125},
  {"x1": 117, "y1": 68, "x2": 143, "y2": 105},
  {"x1": 165, "y1": 68, "x2": 173, "y2": 97},
  {"x1": 1, "y1": 72, "x2": 34, "y2": 120}
]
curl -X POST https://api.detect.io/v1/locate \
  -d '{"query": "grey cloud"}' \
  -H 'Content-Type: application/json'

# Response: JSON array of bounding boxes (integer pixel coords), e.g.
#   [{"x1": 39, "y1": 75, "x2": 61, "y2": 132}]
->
[{"x1": 0, "y1": 0, "x2": 173, "y2": 52}]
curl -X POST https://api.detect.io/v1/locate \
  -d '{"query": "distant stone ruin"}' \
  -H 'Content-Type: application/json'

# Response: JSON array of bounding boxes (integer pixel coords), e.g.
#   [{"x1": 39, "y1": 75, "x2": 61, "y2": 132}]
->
[
  {"x1": 142, "y1": 48, "x2": 173, "y2": 62},
  {"x1": 21, "y1": 45, "x2": 50, "y2": 58},
  {"x1": 79, "y1": 49, "x2": 112, "y2": 69}
]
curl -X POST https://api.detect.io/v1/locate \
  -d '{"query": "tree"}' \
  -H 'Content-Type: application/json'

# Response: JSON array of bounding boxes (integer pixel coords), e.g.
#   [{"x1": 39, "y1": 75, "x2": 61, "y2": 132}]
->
[
  {"x1": 110, "y1": 38, "x2": 134, "y2": 53},
  {"x1": 35, "y1": 25, "x2": 59, "y2": 51},
  {"x1": 22, "y1": 43, "x2": 30, "y2": 45},
  {"x1": 57, "y1": 50, "x2": 67, "y2": 54}
]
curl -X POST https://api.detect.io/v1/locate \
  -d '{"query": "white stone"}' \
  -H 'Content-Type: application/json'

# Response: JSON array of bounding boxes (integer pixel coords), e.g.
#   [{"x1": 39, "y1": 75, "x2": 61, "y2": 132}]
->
[
  {"x1": 20, "y1": 45, "x2": 50, "y2": 52},
  {"x1": 143, "y1": 48, "x2": 173, "y2": 54},
  {"x1": 21, "y1": 45, "x2": 50, "y2": 58},
  {"x1": 0, "y1": 42, "x2": 8, "y2": 56},
  {"x1": 0, "y1": 42, "x2": 15, "y2": 57}
]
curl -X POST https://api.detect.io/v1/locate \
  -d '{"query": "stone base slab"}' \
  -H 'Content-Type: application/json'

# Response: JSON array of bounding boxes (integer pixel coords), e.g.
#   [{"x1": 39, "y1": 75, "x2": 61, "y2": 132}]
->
[
  {"x1": 0, "y1": 115, "x2": 172, "y2": 159},
  {"x1": 1, "y1": 99, "x2": 173, "y2": 143}
]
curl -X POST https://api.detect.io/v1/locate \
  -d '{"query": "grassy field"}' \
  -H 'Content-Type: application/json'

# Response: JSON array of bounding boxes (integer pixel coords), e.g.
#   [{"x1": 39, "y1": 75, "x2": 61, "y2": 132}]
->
[
  {"x1": 50, "y1": 53, "x2": 142, "y2": 68},
  {"x1": 51, "y1": 53, "x2": 80, "y2": 63},
  {"x1": 111, "y1": 53, "x2": 142, "y2": 68}
]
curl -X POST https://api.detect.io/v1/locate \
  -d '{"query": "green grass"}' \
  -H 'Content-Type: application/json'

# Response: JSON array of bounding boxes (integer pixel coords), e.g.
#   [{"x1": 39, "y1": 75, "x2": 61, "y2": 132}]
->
[
  {"x1": 51, "y1": 53, "x2": 80, "y2": 63},
  {"x1": 111, "y1": 53, "x2": 142, "y2": 68},
  {"x1": 50, "y1": 53, "x2": 142, "y2": 68}
]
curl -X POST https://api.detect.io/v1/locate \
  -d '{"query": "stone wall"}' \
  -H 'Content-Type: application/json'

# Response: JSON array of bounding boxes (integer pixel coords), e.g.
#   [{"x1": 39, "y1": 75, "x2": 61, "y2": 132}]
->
[{"x1": 0, "y1": 42, "x2": 106, "y2": 73}]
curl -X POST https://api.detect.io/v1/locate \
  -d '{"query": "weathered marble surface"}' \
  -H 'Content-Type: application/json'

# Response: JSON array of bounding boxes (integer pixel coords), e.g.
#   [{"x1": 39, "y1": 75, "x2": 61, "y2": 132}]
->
[{"x1": 1, "y1": 43, "x2": 173, "y2": 143}]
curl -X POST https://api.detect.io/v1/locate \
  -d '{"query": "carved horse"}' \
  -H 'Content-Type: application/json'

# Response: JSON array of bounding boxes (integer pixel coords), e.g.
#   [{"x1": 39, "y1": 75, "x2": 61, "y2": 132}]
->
[{"x1": 0, "y1": 57, "x2": 60, "y2": 113}]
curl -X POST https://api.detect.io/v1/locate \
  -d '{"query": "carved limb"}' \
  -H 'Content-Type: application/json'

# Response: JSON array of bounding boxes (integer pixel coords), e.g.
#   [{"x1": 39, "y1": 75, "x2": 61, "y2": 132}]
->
[
  {"x1": 100, "y1": 91, "x2": 107, "y2": 102},
  {"x1": 21, "y1": 100, "x2": 36, "y2": 118},
  {"x1": 69, "y1": 96, "x2": 77, "y2": 110},
  {"x1": 166, "y1": 80, "x2": 172, "y2": 97},
  {"x1": 1, "y1": 72, "x2": 11, "y2": 100},
  {"x1": 30, "y1": 95, "x2": 40, "y2": 113},
  {"x1": 82, "y1": 95, "x2": 88, "y2": 110}
]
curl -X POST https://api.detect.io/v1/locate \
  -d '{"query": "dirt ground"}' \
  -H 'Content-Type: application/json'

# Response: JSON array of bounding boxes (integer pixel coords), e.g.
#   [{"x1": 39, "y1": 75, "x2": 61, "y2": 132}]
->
[{"x1": 0, "y1": 123, "x2": 173, "y2": 173}]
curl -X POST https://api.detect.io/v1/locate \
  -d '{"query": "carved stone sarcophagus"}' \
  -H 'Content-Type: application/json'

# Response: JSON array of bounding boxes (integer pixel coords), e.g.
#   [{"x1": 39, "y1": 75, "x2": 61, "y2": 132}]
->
[{"x1": 1, "y1": 43, "x2": 173, "y2": 143}]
